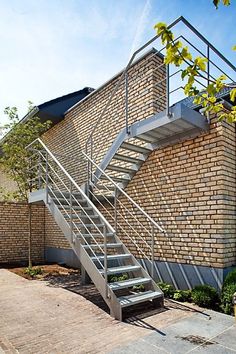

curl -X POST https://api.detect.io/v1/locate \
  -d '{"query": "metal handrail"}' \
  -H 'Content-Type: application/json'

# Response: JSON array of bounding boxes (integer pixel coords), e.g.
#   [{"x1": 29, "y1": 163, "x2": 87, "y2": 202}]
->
[
  {"x1": 85, "y1": 15, "x2": 236, "y2": 153},
  {"x1": 88, "y1": 184, "x2": 162, "y2": 279},
  {"x1": 83, "y1": 150, "x2": 164, "y2": 233},
  {"x1": 27, "y1": 138, "x2": 115, "y2": 234},
  {"x1": 29, "y1": 152, "x2": 109, "y2": 269},
  {"x1": 28, "y1": 140, "x2": 164, "y2": 234}
]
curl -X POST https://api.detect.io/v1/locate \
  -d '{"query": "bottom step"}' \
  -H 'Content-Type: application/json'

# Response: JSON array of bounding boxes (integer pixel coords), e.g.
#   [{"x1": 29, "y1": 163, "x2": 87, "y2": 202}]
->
[{"x1": 118, "y1": 290, "x2": 163, "y2": 308}]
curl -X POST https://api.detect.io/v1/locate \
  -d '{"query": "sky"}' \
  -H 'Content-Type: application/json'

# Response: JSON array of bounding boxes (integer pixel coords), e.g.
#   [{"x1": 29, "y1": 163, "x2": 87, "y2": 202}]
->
[{"x1": 0, "y1": 0, "x2": 236, "y2": 123}]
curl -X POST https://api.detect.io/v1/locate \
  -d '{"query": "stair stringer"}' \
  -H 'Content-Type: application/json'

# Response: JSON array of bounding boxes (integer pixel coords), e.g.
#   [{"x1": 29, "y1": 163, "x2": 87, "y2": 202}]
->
[
  {"x1": 29, "y1": 190, "x2": 117, "y2": 308},
  {"x1": 29, "y1": 189, "x2": 163, "y2": 320},
  {"x1": 93, "y1": 126, "x2": 153, "y2": 189},
  {"x1": 93, "y1": 104, "x2": 209, "y2": 191}
]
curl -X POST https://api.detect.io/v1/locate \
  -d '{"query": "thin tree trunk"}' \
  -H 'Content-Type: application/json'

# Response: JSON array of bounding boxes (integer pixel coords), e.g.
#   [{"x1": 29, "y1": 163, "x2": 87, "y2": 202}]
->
[{"x1": 28, "y1": 203, "x2": 32, "y2": 268}]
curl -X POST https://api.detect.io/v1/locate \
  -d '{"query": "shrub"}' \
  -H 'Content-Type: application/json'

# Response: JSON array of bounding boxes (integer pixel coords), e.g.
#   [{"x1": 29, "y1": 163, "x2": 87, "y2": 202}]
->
[
  {"x1": 24, "y1": 267, "x2": 43, "y2": 277},
  {"x1": 173, "y1": 290, "x2": 192, "y2": 302},
  {"x1": 191, "y1": 284, "x2": 219, "y2": 308},
  {"x1": 157, "y1": 282, "x2": 175, "y2": 298},
  {"x1": 221, "y1": 283, "x2": 236, "y2": 315},
  {"x1": 223, "y1": 268, "x2": 236, "y2": 287},
  {"x1": 220, "y1": 268, "x2": 236, "y2": 315}
]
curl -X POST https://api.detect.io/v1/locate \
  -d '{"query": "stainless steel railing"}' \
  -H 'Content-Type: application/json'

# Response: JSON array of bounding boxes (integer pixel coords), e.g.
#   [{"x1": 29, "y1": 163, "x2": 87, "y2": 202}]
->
[
  {"x1": 27, "y1": 138, "x2": 165, "y2": 280},
  {"x1": 83, "y1": 150, "x2": 165, "y2": 279},
  {"x1": 27, "y1": 138, "x2": 117, "y2": 296},
  {"x1": 85, "y1": 16, "x2": 236, "y2": 177}
]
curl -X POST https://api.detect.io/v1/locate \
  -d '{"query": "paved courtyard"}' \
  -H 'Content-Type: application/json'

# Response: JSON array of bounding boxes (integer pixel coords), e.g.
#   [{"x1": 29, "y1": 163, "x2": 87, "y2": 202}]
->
[{"x1": 0, "y1": 269, "x2": 235, "y2": 354}]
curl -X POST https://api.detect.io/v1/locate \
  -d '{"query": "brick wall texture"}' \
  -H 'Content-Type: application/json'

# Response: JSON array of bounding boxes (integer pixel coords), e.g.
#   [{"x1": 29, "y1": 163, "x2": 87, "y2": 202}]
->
[
  {"x1": 0, "y1": 203, "x2": 45, "y2": 264},
  {"x1": 115, "y1": 116, "x2": 236, "y2": 269},
  {"x1": 0, "y1": 49, "x2": 235, "y2": 271},
  {"x1": 42, "y1": 50, "x2": 165, "y2": 185},
  {"x1": 41, "y1": 50, "x2": 236, "y2": 269}
]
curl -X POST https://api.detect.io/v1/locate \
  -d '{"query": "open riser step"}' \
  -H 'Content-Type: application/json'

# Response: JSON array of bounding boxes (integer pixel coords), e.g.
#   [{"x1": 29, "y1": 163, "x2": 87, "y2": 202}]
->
[
  {"x1": 91, "y1": 103, "x2": 209, "y2": 200},
  {"x1": 29, "y1": 187, "x2": 163, "y2": 321}
]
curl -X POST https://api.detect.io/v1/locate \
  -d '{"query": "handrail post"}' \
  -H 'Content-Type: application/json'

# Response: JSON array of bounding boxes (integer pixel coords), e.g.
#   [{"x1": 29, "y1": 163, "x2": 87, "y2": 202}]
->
[
  {"x1": 38, "y1": 153, "x2": 42, "y2": 189},
  {"x1": 70, "y1": 180, "x2": 73, "y2": 242},
  {"x1": 207, "y1": 44, "x2": 210, "y2": 86},
  {"x1": 166, "y1": 64, "x2": 170, "y2": 117},
  {"x1": 114, "y1": 186, "x2": 117, "y2": 234},
  {"x1": 104, "y1": 225, "x2": 108, "y2": 298},
  {"x1": 206, "y1": 44, "x2": 210, "y2": 123},
  {"x1": 45, "y1": 152, "x2": 49, "y2": 204},
  {"x1": 125, "y1": 72, "x2": 129, "y2": 135},
  {"x1": 151, "y1": 225, "x2": 155, "y2": 278},
  {"x1": 86, "y1": 139, "x2": 91, "y2": 188},
  {"x1": 28, "y1": 156, "x2": 33, "y2": 194}
]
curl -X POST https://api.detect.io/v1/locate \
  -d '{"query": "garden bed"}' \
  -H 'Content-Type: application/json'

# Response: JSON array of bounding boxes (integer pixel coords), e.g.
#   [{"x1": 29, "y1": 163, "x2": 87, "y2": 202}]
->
[{"x1": 8, "y1": 264, "x2": 79, "y2": 280}]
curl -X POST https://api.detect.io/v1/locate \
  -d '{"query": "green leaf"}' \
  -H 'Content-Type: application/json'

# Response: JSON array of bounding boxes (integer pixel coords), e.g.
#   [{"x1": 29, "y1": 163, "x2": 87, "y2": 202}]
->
[
  {"x1": 230, "y1": 88, "x2": 236, "y2": 102},
  {"x1": 154, "y1": 22, "x2": 167, "y2": 35},
  {"x1": 194, "y1": 57, "x2": 208, "y2": 71}
]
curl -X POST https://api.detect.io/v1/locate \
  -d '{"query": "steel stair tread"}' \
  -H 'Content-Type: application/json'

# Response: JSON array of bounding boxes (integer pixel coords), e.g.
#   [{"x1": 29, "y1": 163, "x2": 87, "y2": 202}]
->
[
  {"x1": 118, "y1": 290, "x2": 163, "y2": 308},
  {"x1": 120, "y1": 142, "x2": 152, "y2": 154},
  {"x1": 61, "y1": 205, "x2": 91, "y2": 210},
  {"x1": 99, "y1": 265, "x2": 141, "y2": 275},
  {"x1": 80, "y1": 233, "x2": 114, "y2": 237},
  {"x1": 74, "y1": 223, "x2": 104, "y2": 227},
  {"x1": 64, "y1": 214, "x2": 99, "y2": 219},
  {"x1": 106, "y1": 164, "x2": 137, "y2": 174},
  {"x1": 109, "y1": 277, "x2": 151, "y2": 290},
  {"x1": 113, "y1": 153, "x2": 144, "y2": 164},
  {"x1": 52, "y1": 196, "x2": 85, "y2": 202},
  {"x1": 100, "y1": 175, "x2": 130, "y2": 183},
  {"x1": 91, "y1": 253, "x2": 131, "y2": 261},
  {"x1": 83, "y1": 243, "x2": 123, "y2": 249}
]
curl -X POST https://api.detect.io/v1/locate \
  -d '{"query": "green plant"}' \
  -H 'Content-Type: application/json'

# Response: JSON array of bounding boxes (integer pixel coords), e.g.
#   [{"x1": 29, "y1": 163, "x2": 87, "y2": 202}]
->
[
  {"x1": 173, "y1": 290, "x2": 192, "y2": 302},
  {"x1": 132, "y1": 284, "x2": 145, "y2": 292},
  {"x1": 24, "y1": 267, "x2": 43, "y2": 277},
  {"x1": 220, "y1": 268, "x2": 236, "y2": 315},
  {"x1": 191, "y1": 285, "x2": 219, "y2": 308},
  {"x1": 223, "y1": 268, "x2": 236, "y2": 287},
  {"x1": 157, "y1": 282, "x2": 175, "y2": 298},
  {"x1": 220, "y1": 283, "x2": 236, "y2": 315},
  {"x1": 108, "y1": 273, "x2": 128, "y2": 283}
]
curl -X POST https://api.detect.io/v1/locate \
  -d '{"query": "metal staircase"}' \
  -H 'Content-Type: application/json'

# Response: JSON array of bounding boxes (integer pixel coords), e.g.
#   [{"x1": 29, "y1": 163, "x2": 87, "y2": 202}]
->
[
  {"x1": 28, "y1": 139, "x2": 164, "y2": 321},
  {"x1": 27, "y1": 17, "x2": 236, "y2": 321},
  {"x1": 85, "y1": 17, "x2": 235, "y2": 198},
  {"x1": 92, "y1": 103, "x2": 209, "y2": 195}
]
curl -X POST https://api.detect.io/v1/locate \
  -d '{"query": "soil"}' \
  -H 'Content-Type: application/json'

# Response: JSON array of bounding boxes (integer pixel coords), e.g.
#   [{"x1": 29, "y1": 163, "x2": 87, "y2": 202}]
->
[{"x1": 8, "y1": 264, "x2": 79, "y2": 280}]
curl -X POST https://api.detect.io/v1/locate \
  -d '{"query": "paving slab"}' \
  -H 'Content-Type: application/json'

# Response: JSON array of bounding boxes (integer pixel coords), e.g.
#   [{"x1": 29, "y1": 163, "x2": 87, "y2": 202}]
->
[
  {"x1": 110, "y1": 310, "x2": 236, "y2": 354},
  {"x1": 0, "y1": 269, "x2": 235, "y2": 354}
]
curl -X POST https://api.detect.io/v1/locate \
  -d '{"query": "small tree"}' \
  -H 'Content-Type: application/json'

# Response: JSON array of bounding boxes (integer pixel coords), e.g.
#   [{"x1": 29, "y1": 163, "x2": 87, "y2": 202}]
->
[{"x1": 0, "y1": 104, "x2": 51, "y2": 266}]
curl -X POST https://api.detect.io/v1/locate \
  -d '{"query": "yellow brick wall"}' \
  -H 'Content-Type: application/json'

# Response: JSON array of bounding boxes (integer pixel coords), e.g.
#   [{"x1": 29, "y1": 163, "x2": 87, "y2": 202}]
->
[
  {"x1": 115, "y1": 116, "x2": 236, "y2": 268},
  {"x1": 43, "y1": 50, "x2": 166, "y2": 249},
  {"x1": 39, "y1": 49, "x2": 235, "y2": 270},
  {"x1": 42, "y1": 50, "x2": 165, "y2": 185},
  {"x1": 45, "y1": 208, "x2": 70, "y2": 249},
  {"x1": 0, "y1": 202, "x2": 45, "y2": 264}
]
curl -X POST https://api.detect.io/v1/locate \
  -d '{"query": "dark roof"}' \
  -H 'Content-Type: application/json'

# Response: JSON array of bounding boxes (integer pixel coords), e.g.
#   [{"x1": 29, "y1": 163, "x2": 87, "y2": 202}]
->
[
  {"x1": 0, "y1": 87, "x2": 94, "y2": 145},
  {"x1": 22, "y1": 87, "x2": 94, "y2": 126}
]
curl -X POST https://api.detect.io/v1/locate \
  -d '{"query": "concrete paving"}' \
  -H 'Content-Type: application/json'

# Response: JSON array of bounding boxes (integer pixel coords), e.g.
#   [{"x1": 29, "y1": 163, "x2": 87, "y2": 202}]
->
[{"x1": 0, "y1": 269, "x2": 235, "y2": 354}]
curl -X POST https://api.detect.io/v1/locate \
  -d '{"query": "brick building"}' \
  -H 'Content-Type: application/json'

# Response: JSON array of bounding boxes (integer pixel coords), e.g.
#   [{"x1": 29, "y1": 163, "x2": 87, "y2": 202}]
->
[{"x1": 1, "y1": 20, "x2": 236, "y2": 318}]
